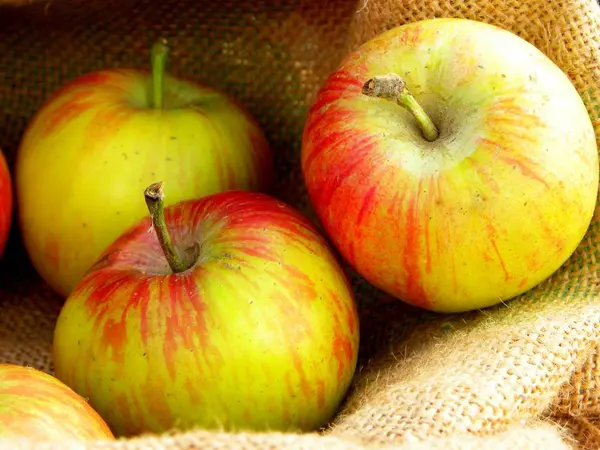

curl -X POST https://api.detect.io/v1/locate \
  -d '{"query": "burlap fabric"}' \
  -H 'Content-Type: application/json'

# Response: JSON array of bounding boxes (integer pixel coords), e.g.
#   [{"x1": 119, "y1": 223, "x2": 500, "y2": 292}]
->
[{"x1": 0, "y1": 0, "x2": 599, "y2": 448}]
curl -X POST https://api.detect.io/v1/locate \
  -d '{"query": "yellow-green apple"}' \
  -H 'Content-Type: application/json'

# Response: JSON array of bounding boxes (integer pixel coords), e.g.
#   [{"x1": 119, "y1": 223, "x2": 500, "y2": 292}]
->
[
  {"x1": 0, "y1": 149, "x2": 12, "y2": 260},
  {"x1": 301, "y1": 18, "x2": 599, "y2": 313},
  {"x1": 52, "y1": 182, "x2": 359, "y2": 437},
  {"x1": 15, "y1": 39, "x2": 273, "y2": 298},
  {"x1": 0, "y1": 363, "x2": 114, "y2": 441}
]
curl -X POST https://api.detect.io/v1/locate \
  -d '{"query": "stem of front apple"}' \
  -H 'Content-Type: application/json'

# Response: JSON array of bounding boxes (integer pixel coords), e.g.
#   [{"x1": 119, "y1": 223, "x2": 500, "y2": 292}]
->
[
  {"x1": 361, "y1": 73, "x2": 439, "y2": 142},
  {"x1": 151, "y1": 38, "x2": 169, "y2": 110},
  {"x1": 144, "y1": 181, "x2": 187, "y2": 273}
]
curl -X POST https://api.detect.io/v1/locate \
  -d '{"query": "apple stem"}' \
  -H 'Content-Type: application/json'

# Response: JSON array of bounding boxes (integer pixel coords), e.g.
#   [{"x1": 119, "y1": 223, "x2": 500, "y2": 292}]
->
[
  {"x1": 144, "y1": 181, "x2": 187, "y2": 273},
  {"x1": 151, "y1": 38, "x2": 169, "y2": 110},
  {"x1": 362, "y1": 73, "x2": 439, "y2": 142}
]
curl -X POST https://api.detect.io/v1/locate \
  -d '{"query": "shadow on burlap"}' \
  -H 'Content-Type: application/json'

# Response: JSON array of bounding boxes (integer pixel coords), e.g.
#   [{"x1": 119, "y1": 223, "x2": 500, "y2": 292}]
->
[{"x1": 0, "y1": 0, "x2": 599, "y2": 448}]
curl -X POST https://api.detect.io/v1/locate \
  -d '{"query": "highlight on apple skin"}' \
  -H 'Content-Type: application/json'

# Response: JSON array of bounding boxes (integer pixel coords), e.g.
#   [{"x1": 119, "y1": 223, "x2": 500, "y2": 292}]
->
[
  {"x1": 301, "y1": 18, "x2": 599, "y2": 313},
  {"x1": 52, "y1": 186, "x2": 360, "y2": 437},
  {"x1": 0, "y1": 363, "x2": 115, "y2": 441},
  {"x1": 14, "y1": 39, "x2": 273, "y2": 299}
]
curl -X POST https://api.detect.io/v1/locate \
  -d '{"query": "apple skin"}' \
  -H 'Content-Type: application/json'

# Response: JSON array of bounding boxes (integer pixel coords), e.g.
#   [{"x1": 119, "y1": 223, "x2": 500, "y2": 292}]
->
[
  {"x1": 15, "y1": 68, "x2": 273, "y2": 298},
  {"x1": 301, "y1": 18, "x2": 599, "y2": 313},
  {"x1": 0, "y1": 149, "x2": 12, "y2": 260},
  {"x1": 0, "y1": 363, "x2": 114, "y2": 441},
  {"x1": 52, "y1": 190, "x2": 360, "y2": 437}
]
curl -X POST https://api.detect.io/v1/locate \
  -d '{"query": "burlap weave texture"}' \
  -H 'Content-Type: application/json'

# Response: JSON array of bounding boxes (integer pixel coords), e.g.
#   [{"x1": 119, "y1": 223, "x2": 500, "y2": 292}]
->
[{"x1": 0, "y1": 0, "x2": 599, "y2": 448}]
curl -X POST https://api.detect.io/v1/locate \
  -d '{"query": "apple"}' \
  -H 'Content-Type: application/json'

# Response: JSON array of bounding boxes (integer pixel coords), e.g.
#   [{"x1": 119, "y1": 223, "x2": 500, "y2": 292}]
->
[
  {"x1": 0, "y1": 363, "x2": 114, "y2": 441},
  {"x1": 14, "y1": 38, "x2": 273, "y2": 298},
  {"x1": 52, "y1": 182, "x2": 360, "y2": 437},
  {"x1": 301, "y1": 18, "x2": 599, "y2": 313},
  {"x1": 0, "y1": 149, "x2": 12, "y2": 260}
]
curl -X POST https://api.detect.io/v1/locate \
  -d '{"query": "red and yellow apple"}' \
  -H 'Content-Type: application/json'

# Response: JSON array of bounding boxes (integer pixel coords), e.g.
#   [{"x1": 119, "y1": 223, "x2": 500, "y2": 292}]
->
[
  {"x1": 15, "y1": 39, "x2": 273, "y2": 298},
  {"x1": 52, "y1": 185, "x2": 359, "y2": 437},
  {"x1": 0, "y1": 149, "x2": 12, "y2": 260},
  {"x1": 301, "y1": 18, "x2": 599, "y2": 313},
  {"x1": 0, "y1": 363, "x2": 114, "y2": 441}
]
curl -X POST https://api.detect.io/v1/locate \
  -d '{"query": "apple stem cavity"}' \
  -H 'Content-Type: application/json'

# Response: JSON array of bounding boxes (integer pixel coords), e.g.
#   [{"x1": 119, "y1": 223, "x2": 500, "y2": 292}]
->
[
  {"x1": 362, "y1": 73, "x2": 440, "y2": 142},
  {"x1": 151, "y1": 38, "x2": 169, "y2": 110},
  {"x1": 144, "y1": 181, "x2": 188, "y2": 273}
]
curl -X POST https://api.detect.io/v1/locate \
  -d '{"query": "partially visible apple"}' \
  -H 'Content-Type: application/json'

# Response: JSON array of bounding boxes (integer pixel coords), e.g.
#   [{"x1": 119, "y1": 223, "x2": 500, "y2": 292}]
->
[
  {"x1": 15, "y1": 39, "x2": 273, "y2": 298},
  {"x1": 0, "y1": 149, "x2": 12, "y2": 260},
  {"x1": 301, "y1": 18, "x2": 599, "y2": 313},
  {"x1": 52, "y1": 183, "x2": 359, "y2": 437},
  {"x1": 0, "y1": 363, "x2": 114, "y2": 441}
]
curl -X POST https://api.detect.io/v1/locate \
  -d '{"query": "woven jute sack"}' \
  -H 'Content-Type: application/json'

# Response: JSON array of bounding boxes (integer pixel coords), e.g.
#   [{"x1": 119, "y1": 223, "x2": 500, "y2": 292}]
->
[{"x1": 0, "y1": 0, "x2": 600, "y2": 448}]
